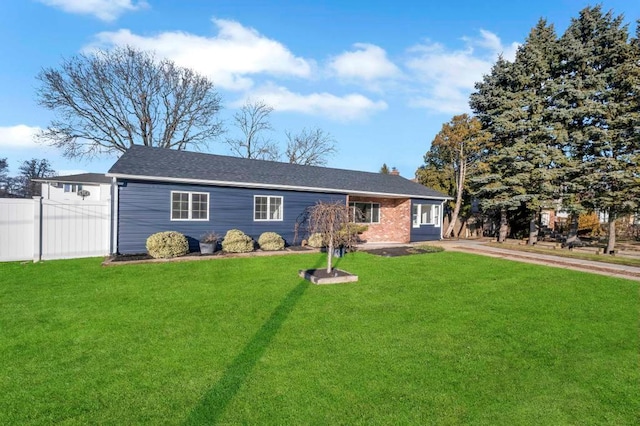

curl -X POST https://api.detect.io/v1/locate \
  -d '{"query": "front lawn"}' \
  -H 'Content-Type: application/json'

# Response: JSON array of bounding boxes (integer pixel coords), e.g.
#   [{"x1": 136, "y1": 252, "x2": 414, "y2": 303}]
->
[{"x1": 1, "y1": 252, "x2": 638, "y2": 424}]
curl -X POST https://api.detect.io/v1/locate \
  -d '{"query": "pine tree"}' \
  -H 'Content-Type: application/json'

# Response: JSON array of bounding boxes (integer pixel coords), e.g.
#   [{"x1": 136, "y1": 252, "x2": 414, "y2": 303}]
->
[
  {"x1": 470, "y1": 57, "x2": 523, "y2": 242},
  {"x1": 506, "y1": 20, "x2": 568, "y2": 244},
  {"x1": 551, "y1": 6, "x2": 639, "y2": 253}
]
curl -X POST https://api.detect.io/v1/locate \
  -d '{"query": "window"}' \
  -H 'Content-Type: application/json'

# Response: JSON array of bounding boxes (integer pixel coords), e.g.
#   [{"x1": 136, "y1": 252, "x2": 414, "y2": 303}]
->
[
  {"x1": 254, "y1": 196, "x2": 283, "y2": 221},
  {"x1": 349, "y1": 202, "x2": 380, "y2": 223},
  {"x1": 412, "y1": 203, "x2": 440, "y2": 227},
  {"x1": 64, "y1": 183, "x2": 82, "y2": 192},
  {"x1": 171, "y1": 191, "x2": 209, "y2": 221}
]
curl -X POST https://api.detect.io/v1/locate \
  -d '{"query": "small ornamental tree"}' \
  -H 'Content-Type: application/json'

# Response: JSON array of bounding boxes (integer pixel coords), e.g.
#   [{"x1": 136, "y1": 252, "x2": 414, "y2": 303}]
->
[{"x1": 308, "y1": 201, "x2": 358, "y2": 273}]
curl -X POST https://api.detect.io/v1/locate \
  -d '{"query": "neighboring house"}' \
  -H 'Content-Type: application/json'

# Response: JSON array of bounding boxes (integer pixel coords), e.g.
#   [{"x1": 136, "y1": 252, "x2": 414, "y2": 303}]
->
[
  {"x1": 107, "y1": 146, "x2": 449, "y2": 254},
  {"x1": 36, "y1": 173, "x2": 112, "y2": 202}
]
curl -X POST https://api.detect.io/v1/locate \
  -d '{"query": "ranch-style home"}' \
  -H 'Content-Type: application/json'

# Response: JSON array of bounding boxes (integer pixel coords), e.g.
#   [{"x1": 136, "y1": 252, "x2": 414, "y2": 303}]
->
[{"x1": 105, "y1": 145, "x2": 449, "y2": 254}]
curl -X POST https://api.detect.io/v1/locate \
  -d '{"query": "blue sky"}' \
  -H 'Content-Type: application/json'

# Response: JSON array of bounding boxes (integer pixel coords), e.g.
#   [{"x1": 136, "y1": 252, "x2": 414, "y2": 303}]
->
[{"x1": 1, "y1": 0, "x2": 638, "y2": 177}]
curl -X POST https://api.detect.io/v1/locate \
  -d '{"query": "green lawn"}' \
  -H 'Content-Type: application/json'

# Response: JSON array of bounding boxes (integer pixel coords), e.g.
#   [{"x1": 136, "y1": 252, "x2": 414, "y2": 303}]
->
[{"x1": 1, "y1": 252, "x2": 638, "y2": 425}]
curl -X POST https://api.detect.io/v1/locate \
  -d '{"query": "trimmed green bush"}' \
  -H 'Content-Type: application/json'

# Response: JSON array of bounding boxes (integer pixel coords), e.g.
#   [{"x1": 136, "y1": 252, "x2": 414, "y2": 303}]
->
[
  {"x1": 416, "y1": 244, "x2": 445, "y2": 253},
  {"x1": 146, "y1": 231, "x2": 189, "y2": 259},
  {"x1": 222, "y1": 229, "x2": 254, "y2": 253},
  {"x1": 258, "y1": 232, "x2": 285, "y2": 251},
  {"x1": 307, "y1": 232, "x2": 325, "y2": 248}
]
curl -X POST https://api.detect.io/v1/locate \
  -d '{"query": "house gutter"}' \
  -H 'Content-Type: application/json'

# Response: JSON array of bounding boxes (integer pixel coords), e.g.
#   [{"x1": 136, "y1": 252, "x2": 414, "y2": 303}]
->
[
  {"x1": 110, "y1": 176, "x2": 119, "y2": 255},
  {"x1": 440, "y1": 200, "x2": 446, "y2": 240},
  {"x1": 105, "y1": 173, "x2": 452, "y2": 201}
]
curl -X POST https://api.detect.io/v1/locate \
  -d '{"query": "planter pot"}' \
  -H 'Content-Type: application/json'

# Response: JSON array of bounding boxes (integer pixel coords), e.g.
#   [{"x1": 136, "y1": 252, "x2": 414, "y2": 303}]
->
[{"x1": 199, "y1": 242, "x2": 216, "y2": 254}]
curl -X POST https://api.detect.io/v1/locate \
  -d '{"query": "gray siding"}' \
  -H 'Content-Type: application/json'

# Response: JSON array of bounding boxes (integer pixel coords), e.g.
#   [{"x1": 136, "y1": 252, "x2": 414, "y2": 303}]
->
[
  {"x1": 117, "y1": 180, "x2": 346, "y2": 254},
  {"x1": 409, "y1": 199, "x2": 443, "y2": 242}
]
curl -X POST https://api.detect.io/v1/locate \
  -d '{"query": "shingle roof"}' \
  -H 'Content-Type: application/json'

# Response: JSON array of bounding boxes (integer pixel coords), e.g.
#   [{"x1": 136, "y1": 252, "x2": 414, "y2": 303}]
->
[
  {"x1": 107, "y1": 145, "x2": 449, "y2": 200},
  {"x1": 34, "y1": 172, "x2": 111, "y2": 184}
]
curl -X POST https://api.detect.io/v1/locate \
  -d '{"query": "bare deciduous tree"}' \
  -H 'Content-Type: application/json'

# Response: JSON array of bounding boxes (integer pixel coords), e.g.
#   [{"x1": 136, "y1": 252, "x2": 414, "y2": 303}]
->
[
  {"x1": 285, "y1": 127, "x2": 337, "y2": 166},
  {"x1": 36, "y1": 46, "x2": 223, "y2": 158},
  {"x1": 308, "y1": 201, "x2": 358, "y2": 273},
  {"x1": 226, "y1": 99, "x2": 280, "y2": 160},
  {"x1": 18, "y1": 159, "x2": 56, "y2": 197},
  {"x1": 0, "y1": 158, "x2": 9, "y2": 197}
]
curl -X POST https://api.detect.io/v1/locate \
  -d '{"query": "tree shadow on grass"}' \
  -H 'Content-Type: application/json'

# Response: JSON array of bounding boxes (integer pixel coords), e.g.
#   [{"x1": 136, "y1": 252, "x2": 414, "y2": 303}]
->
[{"x1": 184, "y1": 278, "x2": 311, "y2": 424}]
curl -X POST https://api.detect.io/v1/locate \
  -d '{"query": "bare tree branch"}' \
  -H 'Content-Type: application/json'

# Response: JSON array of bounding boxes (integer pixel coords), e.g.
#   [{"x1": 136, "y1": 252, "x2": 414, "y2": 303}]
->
[
  {"x1": 35, "y1": 46, "x2": 223, "y2": 159},
  {"x1": 285, "y1": 127, "x2": 337, "y2": 166},
  {"x1": 308, "y1": 201, "x2": 358, "y2": 273},
  {"x1": 225, "y1": 99, "x2": 280, "y2": 160}
]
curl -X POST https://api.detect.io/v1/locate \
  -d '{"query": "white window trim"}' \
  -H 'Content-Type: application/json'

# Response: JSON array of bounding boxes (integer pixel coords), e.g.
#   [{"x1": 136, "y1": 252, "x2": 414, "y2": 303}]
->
[
  {"x1": 349, "y1": 201, "x2": 381, "y2": 224},
  {"x1": 253, "y1": 195, "x2": 284, "y2": 222},
  {"x1": 170, "y1": 191, "x2": 209, "y2": 221},
  {"x1": 413, "y1": 203, "x2": 440, "y2": 228}
]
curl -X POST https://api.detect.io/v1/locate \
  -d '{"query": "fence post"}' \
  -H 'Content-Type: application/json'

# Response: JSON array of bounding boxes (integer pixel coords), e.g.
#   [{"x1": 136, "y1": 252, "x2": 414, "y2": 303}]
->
[{"x1": 32, "y1": 196, "x2": 43, "y2": 262}]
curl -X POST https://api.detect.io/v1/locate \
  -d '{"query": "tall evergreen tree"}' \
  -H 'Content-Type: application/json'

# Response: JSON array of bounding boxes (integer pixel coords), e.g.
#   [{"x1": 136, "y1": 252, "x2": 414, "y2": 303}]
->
[
  {"x1": 470, "y1": 57, "x2": 523, "y2": 242},
  {"x1": 505, "y1": 20, "x2": 568, "y2": 244},
  {"x1": 551, "y1": 6, "x2": 639, "y2": 253}
]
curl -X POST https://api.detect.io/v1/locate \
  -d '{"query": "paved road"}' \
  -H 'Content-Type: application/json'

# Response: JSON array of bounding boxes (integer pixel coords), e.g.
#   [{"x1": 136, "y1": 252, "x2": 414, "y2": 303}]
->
[{"x1": 433, "y1": 239, "x2": 640, "y2": 282}]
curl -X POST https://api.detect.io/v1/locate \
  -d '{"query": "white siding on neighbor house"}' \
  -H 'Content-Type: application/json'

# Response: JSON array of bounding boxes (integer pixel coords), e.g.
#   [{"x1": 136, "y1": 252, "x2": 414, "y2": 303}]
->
[
  {"x1": 0, "y1": 197, "x2": 110, "y2": 262},
  {"x1": 40, "y1": 182, "x2": 111, "y2": 201}
]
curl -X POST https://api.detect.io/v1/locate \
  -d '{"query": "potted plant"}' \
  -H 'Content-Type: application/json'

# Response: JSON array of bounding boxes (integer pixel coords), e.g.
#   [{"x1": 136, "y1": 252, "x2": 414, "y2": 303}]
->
[{"x1": 199, "y1": 231, "x2": 221, "y2": 254}]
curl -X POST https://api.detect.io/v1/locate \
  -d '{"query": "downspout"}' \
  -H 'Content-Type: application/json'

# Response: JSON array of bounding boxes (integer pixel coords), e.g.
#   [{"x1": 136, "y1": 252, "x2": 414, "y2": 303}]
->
[
  {"x1": 440, "y1": 200, "x2": 446, "y2": 240},
  {"x1": 110, "y1": 177, "x2": 119, "y2": 255}
]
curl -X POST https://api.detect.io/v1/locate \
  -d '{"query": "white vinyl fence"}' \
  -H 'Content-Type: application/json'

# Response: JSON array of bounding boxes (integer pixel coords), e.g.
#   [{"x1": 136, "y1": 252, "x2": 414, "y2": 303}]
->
[{"x1": 0, "y1": 197, "x2": 110, "y2": 262}]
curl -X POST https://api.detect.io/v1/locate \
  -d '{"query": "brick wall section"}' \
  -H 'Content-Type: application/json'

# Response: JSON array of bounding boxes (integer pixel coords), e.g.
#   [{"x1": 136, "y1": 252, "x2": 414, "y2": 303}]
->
[{"x1": 349, "y1": 196, "x2": 411, "y2": 243}]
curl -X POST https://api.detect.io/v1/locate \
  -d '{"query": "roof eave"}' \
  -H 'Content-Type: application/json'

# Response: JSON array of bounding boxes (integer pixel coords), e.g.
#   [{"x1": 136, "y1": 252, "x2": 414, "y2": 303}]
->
[{"x1": 106, "y1": 173, "x2": 450, "y2": 200}]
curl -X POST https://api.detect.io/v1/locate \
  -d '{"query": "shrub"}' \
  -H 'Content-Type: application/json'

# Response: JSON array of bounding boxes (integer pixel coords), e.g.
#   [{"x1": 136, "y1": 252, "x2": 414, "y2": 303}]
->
[
  {"x1": 307, "y1": 232, "x2": 325, "y2": 248},
  {"x1": 338, "y1": 223, "x2": 368, "y2": 241},
  {"x1": 222, "y1": 229, "x2": 254, "y2": 253},
  {"x1": 416, "y1": 244, "x2": 445, "y2": 253},
  {"x1": 146, "y1": 231, "x2": 189, "y2": 259},
  {"x1": 199, "y1": 231, "x2": 221, "y2": 243},
  {"x1": 258, "y1": 232, "x2": 285, "y2": 251}
]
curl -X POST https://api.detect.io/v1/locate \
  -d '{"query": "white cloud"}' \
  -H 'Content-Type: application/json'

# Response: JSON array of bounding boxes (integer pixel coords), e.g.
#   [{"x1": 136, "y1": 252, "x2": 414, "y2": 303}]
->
[
  {"x1": 406, "y1": 30, "x2": 519, "y2": 114},
  {"x1": 37, "y1": 0, "x2": 147, "y2": 22},
  {"x1": 243, "y1": 85, "x2": 387, "y2": 121},
  {"x1": 89, "y1": 18, "x2": 313, "y2": 91},
  {"x1": 468, "y1": 30, "x2": 519, "y2": 61},
  {"x1": 0, "y1": 125, "x2": 41, "y2": 149},
  {"x1": 328, "y1": 43, "x2": 400, "y2": 82}
]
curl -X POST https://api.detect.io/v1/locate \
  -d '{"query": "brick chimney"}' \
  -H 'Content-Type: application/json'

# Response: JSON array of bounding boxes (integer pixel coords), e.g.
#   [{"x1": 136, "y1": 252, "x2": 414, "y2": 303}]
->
[{"x1": 390, "y1": 167, "x2": 400, "y2": 176}]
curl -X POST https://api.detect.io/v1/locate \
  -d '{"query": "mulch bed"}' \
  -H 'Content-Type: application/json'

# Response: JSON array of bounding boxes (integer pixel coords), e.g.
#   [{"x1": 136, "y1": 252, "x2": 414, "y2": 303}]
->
[
  {"x1": 106, "y1": 246, "x2": 316, "y2": 264},
  {"x1": 360, "y1": 246, "x2": 439, "y2": 257},
  {"x1": 108, "y1": 251, "x2": 225, "y2": 262}
]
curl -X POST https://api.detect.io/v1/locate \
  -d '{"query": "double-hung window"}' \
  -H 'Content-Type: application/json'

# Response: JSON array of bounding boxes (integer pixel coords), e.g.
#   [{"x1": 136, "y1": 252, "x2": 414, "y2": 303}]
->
[
  {"x1": 254, "y1": 196, "x2": 283, "y2": 221},
  {"x1": 64, "y1": 184, "x2": 81, "y2": 193},
  {"x1": 171, "y1": 191, "x2": 209, "y2": 220},
  {"x1": 412, "y1": 203, "x2": 440, "y2": 227},
  {"x1": 349, "y1": 202, "x2": 380, "y2": 224}
]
